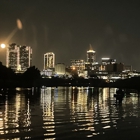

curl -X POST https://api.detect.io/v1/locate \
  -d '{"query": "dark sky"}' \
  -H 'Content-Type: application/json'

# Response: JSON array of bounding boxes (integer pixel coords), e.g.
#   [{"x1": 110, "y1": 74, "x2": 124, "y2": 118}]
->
[{"x1": 0, "y1": 0, "x2": 140, "y2": 71}]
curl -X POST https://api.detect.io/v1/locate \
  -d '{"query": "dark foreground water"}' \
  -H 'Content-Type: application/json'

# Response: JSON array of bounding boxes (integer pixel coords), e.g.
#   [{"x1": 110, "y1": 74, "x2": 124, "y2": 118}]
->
[{"x1": 0, "y1": 87, "x2": 140, "y2": 140}]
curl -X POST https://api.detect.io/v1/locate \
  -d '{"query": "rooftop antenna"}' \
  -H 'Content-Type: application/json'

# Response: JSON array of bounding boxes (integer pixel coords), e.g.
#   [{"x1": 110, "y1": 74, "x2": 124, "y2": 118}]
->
[{"x1": 89, "y1": 44, "x2": 93, "y2": 50}]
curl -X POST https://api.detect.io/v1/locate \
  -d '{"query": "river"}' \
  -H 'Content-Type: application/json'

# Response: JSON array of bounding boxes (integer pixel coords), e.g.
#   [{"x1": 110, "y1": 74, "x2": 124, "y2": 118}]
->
[{"x1": 0, "y1": 87, "x2": 140, "y2": 140}]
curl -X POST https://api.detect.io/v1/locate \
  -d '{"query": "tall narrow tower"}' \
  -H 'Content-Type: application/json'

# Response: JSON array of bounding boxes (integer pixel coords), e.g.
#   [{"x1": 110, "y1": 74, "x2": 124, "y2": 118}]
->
[
  {"x1": 6, "y1": 43, "x2": 19, "y2": 71},
  {"x1": 19, "y1": 45, "x2": 32, "y2": 71},
  {"x1": 87, "y1": 44, "x2": 96, "y2": 64},
  {"x1": 44, "y1": 52, "x2": 55, "y2": 70}
]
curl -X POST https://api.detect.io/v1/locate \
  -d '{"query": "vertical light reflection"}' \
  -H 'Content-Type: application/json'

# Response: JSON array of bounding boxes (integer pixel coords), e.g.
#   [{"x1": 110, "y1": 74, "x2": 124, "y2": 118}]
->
[
  {"x1": 15, "y1": 93, "x2": 20, "y2": 127},
  {"x1": 40, "y1": 87, "x2": 55, "y2": 137},
  {"x1": 16, "y1": 92, "x2": 31, "y2": 131},
  {"x1": 0, "y1": 90, "x2": 31, "y2": 138},
  {"x1": 0, "y1": 98, "x2": 8, "y2": 135},
  {"x1": 93, "y1": 88, "x2": 113, "y2": 135},
  {"x1": 4, "y1": 93, "x2": 21, "y2": 134},
  {"x1": 70, "y1": 87, "x2": 95, "y2": 134},
  {"x1": 26, "y1": 99, "x2": 31, "y2": 127},
  {"x1": 77, "y1": 89, "x2": 87, "y2": 112}
]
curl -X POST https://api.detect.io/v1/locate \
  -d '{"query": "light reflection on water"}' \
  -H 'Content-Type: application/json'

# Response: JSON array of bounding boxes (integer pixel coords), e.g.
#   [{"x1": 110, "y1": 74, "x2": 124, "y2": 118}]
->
[{"x1": 0, "y1": 87, "x2": 140, "y2": 139}]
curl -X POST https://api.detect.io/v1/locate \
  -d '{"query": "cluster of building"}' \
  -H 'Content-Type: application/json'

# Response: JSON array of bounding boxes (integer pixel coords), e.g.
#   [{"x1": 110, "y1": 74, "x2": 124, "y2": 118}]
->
[
  {"x1": 6, "y1": 43, "x2": 32, "y2": 72},
  {"x1": 42, "y1": 44, "x2": 140, "y2": 80},
  {"x1": 5, "y1": 43, "x2": 140, "y2": 80}
]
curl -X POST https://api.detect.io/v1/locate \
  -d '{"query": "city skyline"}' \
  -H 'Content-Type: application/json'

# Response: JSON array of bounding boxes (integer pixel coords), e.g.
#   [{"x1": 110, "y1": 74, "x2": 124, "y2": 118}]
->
[
  {"x1": 0, "y1": 42, "x2": 134, "y2": 72},
  {"x1": 0, "y1": 1, "x2": 140, "y2": 70}
]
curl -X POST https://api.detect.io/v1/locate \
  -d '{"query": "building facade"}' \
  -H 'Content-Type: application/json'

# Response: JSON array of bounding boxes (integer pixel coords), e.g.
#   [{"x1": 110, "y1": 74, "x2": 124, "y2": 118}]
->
[
  {"x1": 44, "y1": 52, "x2": 55, "y2": 70},
  {"x1": 85, "y1": 45, "x2": 97, "y2": 77},
  {"x1": 55, "y1": 63, "x2": 66, "y2": 75},
  {"x1": 6, "y1": 43, "x2": 32, "y2": 72},
  {"x1": 100, "y1": 58, "x2": 116, "y2": 71},
  {"x1": 19, "y1": 45, "x2": 32, "y2": 72},
  {"x1": 87, "y1": 44, "x2": 96, "y2": 64},
  {"x1": 101, "y1": 58, "x2": 116, "y2": 65},
  {"x1": 70, "y1": 59, "x2": 85, "y2": 73}
]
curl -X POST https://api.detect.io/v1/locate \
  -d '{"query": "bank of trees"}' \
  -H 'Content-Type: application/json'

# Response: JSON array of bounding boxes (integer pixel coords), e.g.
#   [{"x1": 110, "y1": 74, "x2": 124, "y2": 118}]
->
[
  {"x1": 1, "y1": 61, "x2": 140, "y2": 89},
  {"x1": 0, "y1": 62, "x2": 41, "y2": 88}
]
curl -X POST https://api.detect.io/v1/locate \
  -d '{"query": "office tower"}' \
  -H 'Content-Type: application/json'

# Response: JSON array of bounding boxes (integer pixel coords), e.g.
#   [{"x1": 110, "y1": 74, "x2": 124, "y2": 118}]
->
[
  {"x1": 87, "y1": 44, "x2": 96, "y2": 63},
  {"x1": 70, "y1": 59, "x2": 85, "y2": 72},
  {"x1": 6, "y1": 43, "x2": 32, "y2": 72},
  {"x1": 44, "y1": 52, "x2": 55, "y2": 70},
  {"x1": 100, "y1": 58, "x2": 116, "y2": 71},
  {"x1": 85, "y1": 44, "x2": 96, "y2": 73},
  {"x1": 101, "y1": 58, "x2": 116, "y2": 65},
  {"x1": 6, "y1": 43, "x2": 19, "y2": 71},
  {"x1": 19, "y1": 45, "x2": 32, "y2": 72}
]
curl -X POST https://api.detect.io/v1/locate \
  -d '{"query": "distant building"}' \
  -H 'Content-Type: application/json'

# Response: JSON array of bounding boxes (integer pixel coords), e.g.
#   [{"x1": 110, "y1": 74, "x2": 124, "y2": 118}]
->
[
  {"x1": 100, "y1": 58, "x2": 116, "y2": 71},
  {"x1": 44, "y1": 52, "x2": 55, "y2": 70},
  {"x1": 85, "y1": 44, "x2": 97, "y2": 76},
  {"x1": 55, "y1": 63, "x2": 66, "y2": 75},
  {"x1": 101, "y1": 58, "x2": 116, "y2": 65},
  {"x1": 124, "y1": 65, "x2": 132, "y2": 71},
  {"x1": 40, "y1": 69, "x2": 53, "y2": 77},
  {"x1": 106, "y1": 63, "x2": 124, "y2": 72},
  {"x1": 70, "y1": 59, "x2": 85, "y2": 74},
  {"x1": 6, "y1": 43, "x2": 32, "y2": 72},
  {"x1": 87, "y1": 44, "x2": 96, "y2": 64},
  {"x1": 19, "y1": 45, "x2": 32, "y2": 72}
]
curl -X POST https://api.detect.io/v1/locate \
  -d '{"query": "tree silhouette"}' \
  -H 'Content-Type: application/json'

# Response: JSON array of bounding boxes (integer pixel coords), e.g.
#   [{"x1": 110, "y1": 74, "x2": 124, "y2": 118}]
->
[
  {"x1": 22, "y1": 66, "x2": 41, "y2": 81},
  {"x1": 0, "y1": 62, "x2": 15, "y2": 80}
]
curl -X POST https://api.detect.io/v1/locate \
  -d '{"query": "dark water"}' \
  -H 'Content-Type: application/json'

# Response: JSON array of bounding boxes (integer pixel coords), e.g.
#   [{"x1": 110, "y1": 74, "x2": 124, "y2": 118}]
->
[{"x1": 0, "y1": 87, "x2": 140, "y2": 140}]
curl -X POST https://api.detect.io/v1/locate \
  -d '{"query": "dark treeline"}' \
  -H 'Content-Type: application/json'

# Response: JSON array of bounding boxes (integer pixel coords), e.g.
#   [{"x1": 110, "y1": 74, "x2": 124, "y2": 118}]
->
[
  {"x1": 109, "y1": 77, "x2": 140, "y2": 91},
  {"x1": 36, "y1": 76, "x2": 107, "y2": 87},
  {"x1": 0, "y1": 62, "x2": 107, "y2": 88},
  {"x1": 1, "y1": 62, "x2": 140, "y2": 90},
  {"x1": 0, "y1": 62, "x2": 40, "y2": 88}
]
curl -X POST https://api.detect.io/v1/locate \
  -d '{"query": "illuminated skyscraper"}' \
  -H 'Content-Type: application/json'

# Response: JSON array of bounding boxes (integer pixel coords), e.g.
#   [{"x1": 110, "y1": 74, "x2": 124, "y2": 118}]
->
[
  {"x1": 101, "y1": 58, "x2": 116, "y2": 65},
  {"x1": 87, "y1": 44, "x2": 96, "y2": 63},
  {"x1": 70, "y1": 59, "x2": 85, "y2": 72},
  {"x1": 100, "y1": 58, "x2": 116, "y2": 71},
  {"x1": 44, "y1": 52, "x2": 55, "y2": 70},
  {"x1": 19, "y1": 45, "x2": 32, "y2": 72},
  {"x1": 6, "y1": 43, "x2": 32, "y2": 72}
]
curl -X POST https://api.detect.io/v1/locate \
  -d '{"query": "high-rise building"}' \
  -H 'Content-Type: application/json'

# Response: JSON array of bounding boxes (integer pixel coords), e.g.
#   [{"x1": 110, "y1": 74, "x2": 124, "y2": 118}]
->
[
  {"x1": 6, "y1": 43, "x2": 32, "y2": 72},
  {"x1": 101, "y1": 58, "x2": 116, "y2": 65},
  {"x1": 100, "y1": 58, "x2": 116, "y2": 71},
  {"x1": 19, "y1": 45, "x2": 32, "y2": 72},
  {"x1": 70, "y1": 59, "x2": 85, "y2": 72},
  {"x1": 85, "y1": 44, "x2": 96, "y2": 73},
  {"x1": 87, "y1": 44, "x2": 96, "y2": 63},
  {"x1": 44, "y1": 52, "x2": 55, "y2": 70}
]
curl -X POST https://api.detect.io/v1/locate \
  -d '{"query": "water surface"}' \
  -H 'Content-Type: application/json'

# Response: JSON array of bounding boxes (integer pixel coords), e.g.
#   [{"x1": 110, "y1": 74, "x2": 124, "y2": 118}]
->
[{"x1": 0, "y1": 87, "x2": 140, "y2": 139}]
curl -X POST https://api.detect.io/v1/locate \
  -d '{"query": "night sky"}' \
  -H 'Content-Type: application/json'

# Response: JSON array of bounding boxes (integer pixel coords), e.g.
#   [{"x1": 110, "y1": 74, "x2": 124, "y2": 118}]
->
[{"x1": 0, "y1": 0, "x2": 140, "y2": 71}]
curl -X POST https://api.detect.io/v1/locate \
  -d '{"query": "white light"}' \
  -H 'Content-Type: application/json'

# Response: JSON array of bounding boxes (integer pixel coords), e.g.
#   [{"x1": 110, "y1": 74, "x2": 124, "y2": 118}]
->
[
  {"x1": 111, "y1": 77, "x2": 121, "y2": 79},
  {"x1": 1, "y1": 44, "x2": 6, "y2": 48},
  {"x1": 102, "y1": 58, "x2": 110, "y2": 60},
  {"x1": 87, "y1": 50, "x2": 95, "y2": 53}
]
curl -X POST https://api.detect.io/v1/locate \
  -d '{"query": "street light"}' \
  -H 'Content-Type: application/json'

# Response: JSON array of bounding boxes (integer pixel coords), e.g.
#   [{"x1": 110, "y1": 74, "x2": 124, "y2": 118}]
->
[
  {"x1": 1, "y1": 44, "x2": 5, "y2": 48},
  {"x1": 0, "y1": 44, "x2": 7, "y2": 66}
]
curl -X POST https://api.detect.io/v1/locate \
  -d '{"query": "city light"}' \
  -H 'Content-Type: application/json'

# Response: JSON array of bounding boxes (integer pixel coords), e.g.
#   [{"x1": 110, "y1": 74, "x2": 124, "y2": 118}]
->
[
  {"x1": 87, "y1": 50, "x2": 95, "y2": 53},
  {"x1": 102, "y1": 58, "x2": 110, "y2": 60}
]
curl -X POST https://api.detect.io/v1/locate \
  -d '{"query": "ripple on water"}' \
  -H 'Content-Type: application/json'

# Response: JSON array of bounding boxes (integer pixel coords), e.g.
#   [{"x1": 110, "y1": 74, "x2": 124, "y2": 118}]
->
[{"x1": 0, "y1": 87, "x2": 140, "y2": 139}]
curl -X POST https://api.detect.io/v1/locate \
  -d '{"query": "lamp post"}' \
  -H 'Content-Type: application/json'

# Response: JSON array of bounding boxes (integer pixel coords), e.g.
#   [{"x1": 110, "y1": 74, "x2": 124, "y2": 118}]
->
[
  {"x1": 0, "y1": 43, "x2": 7, "y2": 66},
  {"x1": 1, "y1": 44, "x2": 6, "y2": 49}
]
